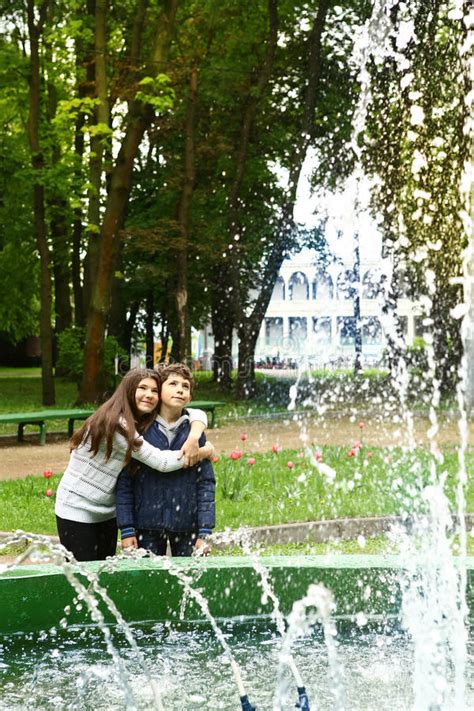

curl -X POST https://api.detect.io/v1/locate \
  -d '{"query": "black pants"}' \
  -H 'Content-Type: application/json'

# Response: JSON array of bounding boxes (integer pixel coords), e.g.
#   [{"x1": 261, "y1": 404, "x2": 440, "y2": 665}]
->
[
  {"x1": 138, "y1": 529, "x2": 196, "y2": 557},
  {"x1": 56, "y1": 515, "x2": 118, "y2": 561}
]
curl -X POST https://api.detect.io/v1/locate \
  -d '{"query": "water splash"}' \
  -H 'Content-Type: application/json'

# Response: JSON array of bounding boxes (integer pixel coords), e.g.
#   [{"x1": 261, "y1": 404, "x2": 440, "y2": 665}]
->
[
  {"x1": 275, "y1": 583, "x2": 346, "y2": 710},
  {"x1": 155, "y1": 550, "x2": 255, "y2": 708},
  {"x1": 0, "y1": 532, "x2": 164, "y2": 710},
  {"x1": 395, "y1": 487, "x2": 468, "y2": 709},
  {"x1": 214, "y1": 526, "x2": 308, "y2": 693}
]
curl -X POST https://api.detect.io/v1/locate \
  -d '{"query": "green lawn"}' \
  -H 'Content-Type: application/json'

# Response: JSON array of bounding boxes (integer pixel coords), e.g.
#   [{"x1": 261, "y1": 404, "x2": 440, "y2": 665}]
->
[
  {"x1": 0, "y1": 367, "x2": 41, "y2": 376},
  {"x1": 1, "y1": 445, "x2": 472, "y2": 542},
  {"x1": 0, "y1": 370, "x2": 286, "y2": 433},
  {"x1": 0, "y1": 376, "x2": 81, "y2": 436},
  {"x1": 0, "y1": 366, "x2": 459, "y2": 436},
  {"x1": 214, "y1": 534, "x2": 474, "y2": 556}
]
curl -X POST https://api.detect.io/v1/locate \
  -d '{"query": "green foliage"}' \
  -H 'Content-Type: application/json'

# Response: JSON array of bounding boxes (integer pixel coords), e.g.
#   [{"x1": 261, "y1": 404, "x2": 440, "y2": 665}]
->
[
  {"x1": 361, "y1": 1, "x2": 468, "y2": 391},
  {"x1": 217, "y1": 453, "x2": 250, "y2": 501},
  {"x1": 135, "y1": 74, "x2": 175, "y2": 112},
  {"x1": 56, "y1": 327, "x2": 126, "y2": 388},
  {"x1": 0, "y1": 61, "x2": 39, "y2": 343},
  {"x1": 52, "y1": 96, "x2": 100, "y2": 131},
  {"x1": 0, "y1": 243, "x2": 40, "y2": 343},
  {"x1": 406, "y1": 338, "x2": 428, "y2": 374}
]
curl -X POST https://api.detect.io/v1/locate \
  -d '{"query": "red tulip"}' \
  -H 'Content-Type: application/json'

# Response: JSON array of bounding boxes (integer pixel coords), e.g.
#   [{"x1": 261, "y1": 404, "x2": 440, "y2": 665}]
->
[
  {"x1": 247, "y1": 457, "x2": 255, "y2": 465},
  {"x1": 230, "y1": 450, "x2": 243, "y2": 460},
  {"x1": 272, "y1": 444, "x2": 281, "y2": 453},
  {"x1": 347, "y1": 449, "x2": 356, "y2": 458},
  {"x1": 240, "y1": 433, "x2": 248, "y2": 441},
  {"x1": 212, "y1": 456, "x2": 220, "y2": 463},
  {"x1": 367, "y1": 451, "x2": 374, "y2": 459},
  {"x1": 314, "y1": 451, "x2": 323, "y2": 462},
  {"x1": 287, "y1": 461, "x2": 294, "y2": 469},
  {"x1": 45, "y1": 488, "x2": 53, "y2": 497},
  {"x1": 359, "y1": 421, "x2": 365, "y2": 429},
  {"x1": 43, "y1": 470, "x2": 53, "y2": 479}
]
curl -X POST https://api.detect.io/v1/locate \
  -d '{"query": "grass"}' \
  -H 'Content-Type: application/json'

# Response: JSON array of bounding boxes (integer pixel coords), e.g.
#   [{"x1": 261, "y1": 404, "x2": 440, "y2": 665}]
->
[
  {"x1": 0, "y1": 369, "x2": 280, "y2": 436},
  {"x1": 0, "y1": 376, "x2": 81, "y2": 436},
  {"x1": 215, "y1": 445, "x2": 474, "y2": 528},
  {"x1": 1, "y1": 445, "x2": 472, "y2": 541},
  {"x1": 213, "y1": 535, "x2": 474, "y2": 556},
  {"x1": 0, "y1": 366, "x2": 459, "y2": 435},
  {"x1": 0, "y1": 367, "x2": 41, "y2": 376}
]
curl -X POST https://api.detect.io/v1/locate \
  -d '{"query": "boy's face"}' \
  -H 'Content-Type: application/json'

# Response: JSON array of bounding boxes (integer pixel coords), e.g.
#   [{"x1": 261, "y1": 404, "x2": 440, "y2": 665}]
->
[{"x1": 160, "y1": 374, "x2": 192, "y2": 412}]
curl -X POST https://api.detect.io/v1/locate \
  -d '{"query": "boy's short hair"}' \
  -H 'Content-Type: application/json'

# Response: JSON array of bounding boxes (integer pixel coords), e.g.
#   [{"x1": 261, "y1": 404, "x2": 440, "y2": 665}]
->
[{"x1": 157, "y1": 362, "x2": 195, "y2": 395}]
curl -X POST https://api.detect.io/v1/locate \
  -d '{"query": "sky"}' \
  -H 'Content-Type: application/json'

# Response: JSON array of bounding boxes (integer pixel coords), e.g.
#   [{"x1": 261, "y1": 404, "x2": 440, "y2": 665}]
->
[{"x1": 293, "y1": 149, "x2": 383, "y2": 264}]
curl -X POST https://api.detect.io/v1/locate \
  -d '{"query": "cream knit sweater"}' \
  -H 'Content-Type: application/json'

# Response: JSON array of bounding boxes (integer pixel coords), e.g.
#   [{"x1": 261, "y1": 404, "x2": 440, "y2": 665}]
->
[{"x1": 55, "y1": 409, "x2": 207, "y2": 523}]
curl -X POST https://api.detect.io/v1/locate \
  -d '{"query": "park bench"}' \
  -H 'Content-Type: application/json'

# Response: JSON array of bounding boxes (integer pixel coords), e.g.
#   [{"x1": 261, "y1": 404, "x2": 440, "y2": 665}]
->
[
  {"x1": 189, "y1": 401, "x2": 225, "y2": 429},
  {"x1": 0, "y1": 409, "x2": 94, "y2": 446},
  {"x1": 0, "y1": 401, "x2": 224, "y2": 446}
]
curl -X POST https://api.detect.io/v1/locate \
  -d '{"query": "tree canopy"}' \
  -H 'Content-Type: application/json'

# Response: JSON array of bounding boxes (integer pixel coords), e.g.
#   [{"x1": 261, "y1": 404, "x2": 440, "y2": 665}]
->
[{"x1": 3, "y1": 0, "x2": 467, "y2": 402}]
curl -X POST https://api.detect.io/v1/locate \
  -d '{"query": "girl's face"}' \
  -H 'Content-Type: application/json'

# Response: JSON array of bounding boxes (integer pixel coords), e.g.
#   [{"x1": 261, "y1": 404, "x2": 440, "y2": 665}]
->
[{"x1": 134, "y1": 377, "x2": 159, "y2": 416}]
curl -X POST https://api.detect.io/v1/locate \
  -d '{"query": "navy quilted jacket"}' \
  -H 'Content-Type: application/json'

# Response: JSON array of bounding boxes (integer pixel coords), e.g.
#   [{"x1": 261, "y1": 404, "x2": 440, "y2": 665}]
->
[{"x1": 116, "y1": 419, "x2": 215, "y2": 533}]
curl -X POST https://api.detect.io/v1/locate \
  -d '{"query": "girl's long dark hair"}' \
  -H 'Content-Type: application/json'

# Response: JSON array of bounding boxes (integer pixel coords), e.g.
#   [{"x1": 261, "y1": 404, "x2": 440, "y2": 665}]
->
[{"x1": 70, "y1": 368, "x2": 160, "y2": 465}]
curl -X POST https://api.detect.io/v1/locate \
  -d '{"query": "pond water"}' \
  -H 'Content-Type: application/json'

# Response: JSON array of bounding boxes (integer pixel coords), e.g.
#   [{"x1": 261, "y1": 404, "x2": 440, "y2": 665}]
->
[{"x1": 1, "y1": 619, "x2": 474, "y2": 710}]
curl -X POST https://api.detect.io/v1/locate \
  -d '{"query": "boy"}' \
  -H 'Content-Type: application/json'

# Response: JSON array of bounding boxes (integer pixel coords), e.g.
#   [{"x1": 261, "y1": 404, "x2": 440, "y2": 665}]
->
[{"x1": 116, "y1": 363, "x2": 215, "y2": 556}]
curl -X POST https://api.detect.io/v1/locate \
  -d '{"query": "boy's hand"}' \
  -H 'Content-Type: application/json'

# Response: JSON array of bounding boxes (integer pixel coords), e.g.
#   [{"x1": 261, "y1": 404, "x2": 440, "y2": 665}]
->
[
  {"x1": 122, "y1": 536, "x2": 138, "y2": 550},
  {"x1": 193, "y1": 538, "x2": 210, "y2": 556},
  {"x1": 179, "y1": 434, "x2": 200, "y2": 467}
]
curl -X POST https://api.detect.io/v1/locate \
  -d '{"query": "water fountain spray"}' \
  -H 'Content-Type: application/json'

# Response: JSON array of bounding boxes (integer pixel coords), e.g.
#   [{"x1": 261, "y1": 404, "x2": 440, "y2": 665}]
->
[
  {"x1": 213, "y1": 526, "x2": 311, "y2": 709},
  {"x1": 275, "y1": 583, "x2": 345, "y2": 711},
  {"x1": 0, "y1": 532, "x2": 165, "y2": 711},
  {"x1": 148, "y1": 550, "x2": 258, "y2": 711}
]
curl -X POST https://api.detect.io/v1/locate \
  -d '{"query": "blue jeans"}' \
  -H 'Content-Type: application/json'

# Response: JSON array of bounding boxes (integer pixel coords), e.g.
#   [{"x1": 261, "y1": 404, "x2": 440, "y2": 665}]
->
[{"x1": 137, "y1": 529, "x2": 196, "y2": 556}]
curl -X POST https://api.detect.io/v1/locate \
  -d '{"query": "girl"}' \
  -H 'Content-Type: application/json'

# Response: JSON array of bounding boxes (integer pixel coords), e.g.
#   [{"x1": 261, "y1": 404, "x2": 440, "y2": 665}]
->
[{"x1": 55, "y1": 368, "x2": 213, "y2": 561}]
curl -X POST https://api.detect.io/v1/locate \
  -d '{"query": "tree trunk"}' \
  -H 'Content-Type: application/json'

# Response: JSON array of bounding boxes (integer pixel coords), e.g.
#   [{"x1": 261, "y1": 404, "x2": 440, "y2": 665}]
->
[
  {"x1": 160, "y1": 318, "x2": 170, "y2": 362},
  {"x1": 223, "y1": 0, "x2": 278, "y2": 399},
  {"x1": 108, "y1": 248, "x2": 129, "y2": 360},
  {"x1": 211, "y1": 269, "x2": 234, "y2": 391},
  {"x1": 122, "y1": 299, "x2": 141, "y2": 365},
  {"x1": 145, "y1": 291, "x2": 155, "y2": 367},
  {"x1": 27, "y1": 0, "x2": 55, "y2": 405},
  {"x1": 237, "y1": 329, "x2": 259, "y2": 398},
  {"x1": 79, "y1": 0, "x2": 178, "y2": 402},
  {"x1": 235, "y1": 0, "x2": 330, "y2": 399},
  {"x1": 71, "y1": 13, "x2": 95, "y2": 327},
  {"x1": 83, "y1": 0, "x2": 109, "y2": 315},
  {"x1": 51, "y1": 203, "x2": 73, "y2": 335},
  {"x1": 353, "y1": 238, "x2": 363, "y2": 375},
  {"x1": 175, "y1": 66, "x2": 198, "y2": 363},
  {"x1": 46, "y1": 78, "x2": 72, "y2": 337}
]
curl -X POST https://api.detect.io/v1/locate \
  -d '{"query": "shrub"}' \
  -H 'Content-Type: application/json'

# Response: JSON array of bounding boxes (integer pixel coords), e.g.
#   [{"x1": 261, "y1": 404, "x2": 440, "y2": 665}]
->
[{"x1": 56, "y1": 327, "x2": 126, "y2": 388}]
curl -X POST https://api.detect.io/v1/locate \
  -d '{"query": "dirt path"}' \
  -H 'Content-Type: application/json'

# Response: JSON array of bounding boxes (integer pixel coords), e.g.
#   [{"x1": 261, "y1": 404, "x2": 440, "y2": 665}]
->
[{"x1": 0, "y1": 412, "x2": 471, "y2": 480}]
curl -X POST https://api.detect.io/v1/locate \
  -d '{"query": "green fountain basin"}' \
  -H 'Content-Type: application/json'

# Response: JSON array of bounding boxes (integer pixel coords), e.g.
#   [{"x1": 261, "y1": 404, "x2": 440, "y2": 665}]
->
[{"x1": 1, "y1": 554, "x2": 473, "y2": 635}]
